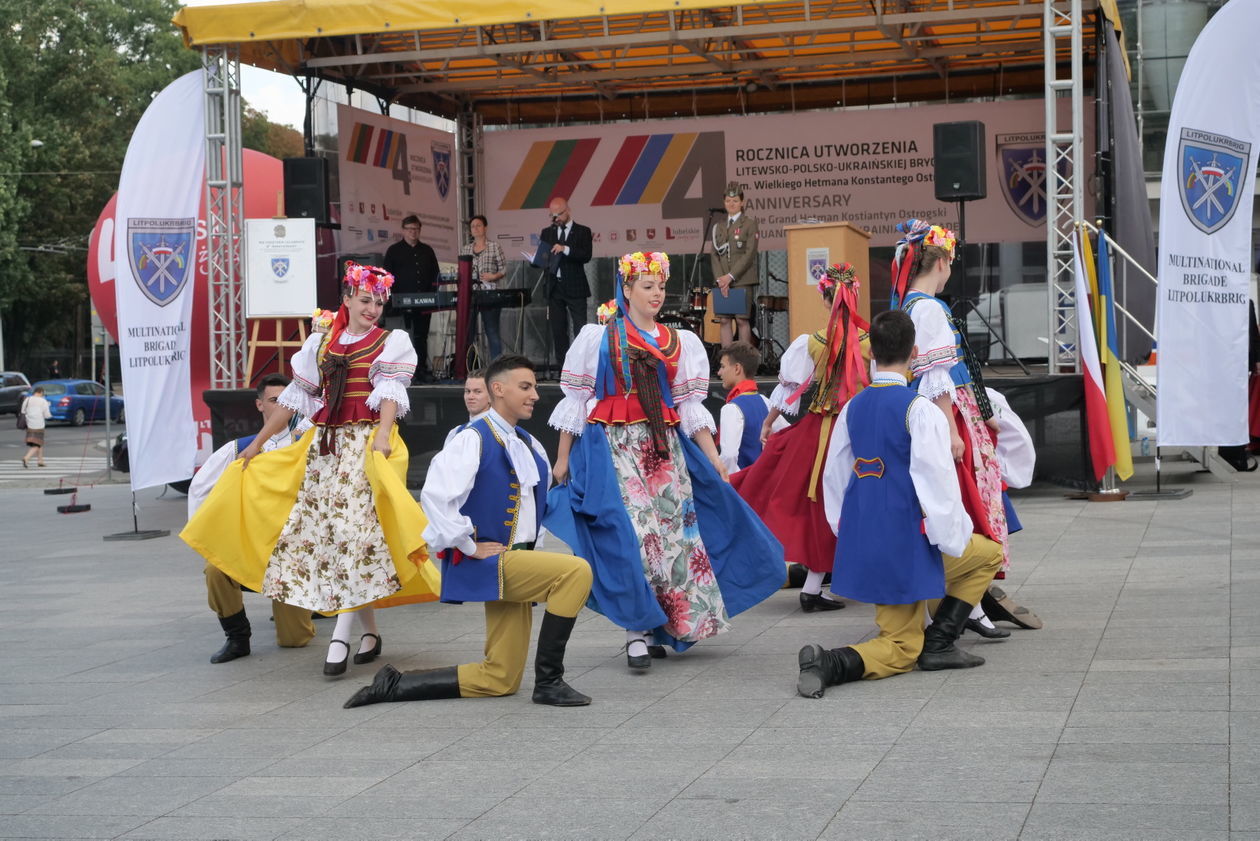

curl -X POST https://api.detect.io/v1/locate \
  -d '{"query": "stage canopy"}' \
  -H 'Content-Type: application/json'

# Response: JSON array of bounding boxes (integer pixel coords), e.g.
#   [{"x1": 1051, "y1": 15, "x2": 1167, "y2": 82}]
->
[{"x1": 174, "y1": 0, "x2": 1119, "y2": 124}]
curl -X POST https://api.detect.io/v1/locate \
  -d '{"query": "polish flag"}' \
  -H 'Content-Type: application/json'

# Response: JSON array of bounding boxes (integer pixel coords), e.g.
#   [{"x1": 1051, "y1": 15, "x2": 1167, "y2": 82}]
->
[{"x1": 1072, "y1": 229, "x2": 1116, "y2": 480}]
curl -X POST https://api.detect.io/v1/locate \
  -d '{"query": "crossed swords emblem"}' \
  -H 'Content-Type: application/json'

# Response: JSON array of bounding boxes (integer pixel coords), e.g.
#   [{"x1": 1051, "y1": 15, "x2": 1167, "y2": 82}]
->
[
  {"x1": 1008, "y1": 150, "x2": 1047, "y2": 216},
  {"x1": 139, "y1": 239, "x2": 188, "y2": 295},
  {"x1": 1189, "y1": 155, "x2": 1236, "y2": 221}
]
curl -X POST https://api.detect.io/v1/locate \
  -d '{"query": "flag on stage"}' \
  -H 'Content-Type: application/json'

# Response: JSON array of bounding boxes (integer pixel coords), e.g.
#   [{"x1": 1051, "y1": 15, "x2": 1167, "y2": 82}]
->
[
  {"x1": 1072, "y1": 229, "x2": 1115, "y2": 481},
  {"x1": 1095, "y1": 233, "x2": 1135, "y2": 481}
]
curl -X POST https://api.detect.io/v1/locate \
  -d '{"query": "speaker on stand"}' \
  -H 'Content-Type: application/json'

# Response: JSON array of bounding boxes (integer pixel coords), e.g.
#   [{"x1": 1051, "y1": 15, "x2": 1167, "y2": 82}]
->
[
  {"x1": 931, "y1": 122, "x2": 1029, "y2": 374},
  {"x1": 283, "y1": 157, "x2": 330, "y2": 224}
]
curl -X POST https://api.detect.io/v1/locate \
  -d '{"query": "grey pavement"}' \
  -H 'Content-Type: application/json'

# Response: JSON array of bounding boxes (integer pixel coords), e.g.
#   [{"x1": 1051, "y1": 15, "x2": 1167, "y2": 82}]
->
[{"x1": 1, "y1": 457, "x2": 1256, "y2": 840}]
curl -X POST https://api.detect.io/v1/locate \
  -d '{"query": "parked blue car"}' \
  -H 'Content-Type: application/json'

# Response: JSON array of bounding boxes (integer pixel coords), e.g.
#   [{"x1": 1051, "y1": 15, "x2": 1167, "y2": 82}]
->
[{"x1": 30, "y1": 379, "x2": 124, "y2": 426}]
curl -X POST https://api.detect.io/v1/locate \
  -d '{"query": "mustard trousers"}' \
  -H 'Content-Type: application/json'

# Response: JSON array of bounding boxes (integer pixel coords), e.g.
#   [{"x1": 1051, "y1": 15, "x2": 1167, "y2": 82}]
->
[
  {"x1": 851, "y1": 534, "x2": 1003, "y2": 680},
  {"x1": 456, "y1": 549, "x2": 593, "y2": 698},
  {"x1": 204, "y1": 563, "x2": 316, "y2": 647}
]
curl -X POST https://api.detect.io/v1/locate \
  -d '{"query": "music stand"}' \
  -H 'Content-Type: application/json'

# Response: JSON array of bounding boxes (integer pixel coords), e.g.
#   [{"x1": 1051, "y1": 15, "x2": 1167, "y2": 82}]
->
[{"x1": 526, "y1": 244, "x2": 560, "y2": 380}]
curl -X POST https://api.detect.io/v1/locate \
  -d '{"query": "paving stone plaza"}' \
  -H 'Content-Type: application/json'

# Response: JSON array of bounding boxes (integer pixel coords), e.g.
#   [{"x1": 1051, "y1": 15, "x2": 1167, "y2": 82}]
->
[{"x1": 2, "y1": 458, "x2": 1255, "y2": 840}]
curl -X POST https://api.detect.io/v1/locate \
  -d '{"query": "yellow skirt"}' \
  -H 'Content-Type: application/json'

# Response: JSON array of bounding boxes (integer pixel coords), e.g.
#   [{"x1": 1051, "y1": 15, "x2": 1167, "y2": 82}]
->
[{"x1": 180, "y1": 424, "x2": 440, "y2": 614}]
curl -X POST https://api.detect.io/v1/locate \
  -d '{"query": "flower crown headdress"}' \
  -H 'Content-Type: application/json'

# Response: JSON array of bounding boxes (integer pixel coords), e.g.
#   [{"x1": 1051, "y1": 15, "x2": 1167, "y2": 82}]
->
[
  {"x1": 342, "y1": 262, "x2": 395, "y2": 299},
  {"x1": 817, "y1": 262, "x2": 859, "y2": 298},
  {"x1": 922, "y1": 225, "x2": 957, "y2": 260},
  {"x1": 617, "y1": 250, "x2": 671, "y2": 282}
]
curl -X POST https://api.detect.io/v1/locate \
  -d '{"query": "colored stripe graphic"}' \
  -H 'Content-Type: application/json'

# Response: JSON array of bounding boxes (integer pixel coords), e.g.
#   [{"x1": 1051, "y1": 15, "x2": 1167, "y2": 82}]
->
[
  {"x1": 548, "y1": 138, "x2": 600, "y2": 206},
  {"x1": 348, "y1": 123, "x2": 374, "y2": 163},
  {"x1": 592, "y1": 135, "x2": 650, "y2": 206},
  {"x1": 616, "y1": 134, "x2": 674, "y2": 205},
  {"x1": 373, "y1": 130, "x2": 394, "y2": 168},
  {"x1": 639, "y1": 133, "x2": 696, "y2": 204},
  {"x1": 499, "y1": 138, "x2": 601, "y2": 209},
  {"x1": 523, "y1": 140, "x2": 579, "y2": 209}
]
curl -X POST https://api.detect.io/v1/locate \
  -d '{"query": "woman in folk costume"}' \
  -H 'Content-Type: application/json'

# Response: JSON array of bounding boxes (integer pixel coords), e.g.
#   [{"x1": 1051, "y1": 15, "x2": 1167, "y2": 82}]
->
[
  {"x1": 544, "y1": 251, "x2": 783, "y2": 671},
  {"x1": 731, "y1": 263, "x2": 869, "y2": 612},
  {"x1": 890, "y1": 219, "x2": 1042, "y2": 631},
  {"x1": 182, "y1": 263, "x2": 440, "y2": 676}
]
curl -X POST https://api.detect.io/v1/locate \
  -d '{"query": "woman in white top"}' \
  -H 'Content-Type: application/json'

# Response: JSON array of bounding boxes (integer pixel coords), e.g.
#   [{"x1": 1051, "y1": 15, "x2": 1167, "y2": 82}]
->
[
  {"x1": 21, "y1": 386, "x2": 52, "y2": 468},
  {"x1": 459, "y1": 215, "x2": 508, "y2": 360},
  {"x1": 182, "y1": 263, "x2": 441, "y2": 677}
]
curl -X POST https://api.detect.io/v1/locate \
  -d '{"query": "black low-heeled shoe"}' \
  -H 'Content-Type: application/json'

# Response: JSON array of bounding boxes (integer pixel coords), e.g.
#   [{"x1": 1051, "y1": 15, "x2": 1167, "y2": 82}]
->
[
  {"x1": 626, "y1": 644, "x2": 651, "y2": 671},
  {"x1": 323, "y1": 639, "x2": 350, "y2": 676},
  {"x1": 800, "y1": 592, "x2": 846, "y2": 612},
  {"x1": 352, "y1": 633, "x2": 382, "y2": 665},
  {"x1": 647, "y1": 645, "x2": 668, "y2": 659},
  {"x1": 965, "y1": 618, "x2": 1011, "y2": 639}
]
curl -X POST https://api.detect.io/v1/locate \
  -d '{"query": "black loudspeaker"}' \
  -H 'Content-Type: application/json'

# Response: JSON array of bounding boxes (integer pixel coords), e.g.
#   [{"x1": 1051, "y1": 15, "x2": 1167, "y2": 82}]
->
[
  {"x1": 283, "y1": 156, "x2": 329, "y2": 223},
  {"x1": 933, "y1": 121, "x2": 987, "y2": 202}
]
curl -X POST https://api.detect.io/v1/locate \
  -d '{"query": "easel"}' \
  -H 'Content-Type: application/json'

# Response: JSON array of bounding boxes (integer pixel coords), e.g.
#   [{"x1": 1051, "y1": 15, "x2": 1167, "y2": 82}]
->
[
  {"x1": 246, "y1": 317, "x2": 307, "y2": 381},
  {"x1": 244, "y1": 195, "x2": 311, "y2": 381}
]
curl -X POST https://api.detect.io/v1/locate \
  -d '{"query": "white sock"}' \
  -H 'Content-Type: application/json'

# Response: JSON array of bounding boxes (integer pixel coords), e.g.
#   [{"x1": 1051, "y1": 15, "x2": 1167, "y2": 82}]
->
[
  {"x1": 802, "y1": 570, "x2": 825, "y2": 596},
  {"x1": 625, "y1": 630, "x2": 648, "y2": 658},
  {"x1": 327, "y1": 613, "x2": 355, "y2": 663},
  {"x1": 355, "y1": 608, "x2": 380, "y2": 655},
  {"x1": 968, "y1": 604, "x2": 997, "y2": 629}
]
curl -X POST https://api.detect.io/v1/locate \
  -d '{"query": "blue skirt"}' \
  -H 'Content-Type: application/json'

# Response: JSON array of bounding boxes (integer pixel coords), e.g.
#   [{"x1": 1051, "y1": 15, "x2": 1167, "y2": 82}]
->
[{"x1": 544, "y1": 424, "x2": 785, "y2": 651}]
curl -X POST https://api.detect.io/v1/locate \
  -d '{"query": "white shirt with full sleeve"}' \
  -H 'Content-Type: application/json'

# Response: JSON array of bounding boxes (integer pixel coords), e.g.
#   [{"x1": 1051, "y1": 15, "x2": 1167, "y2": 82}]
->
[
  {"x1": 277, "y1": 327, "x2": 418, "y2": 419},
  {"x1": 422, "y1": 409, "x2": 551, "y2": 556},
  {"x1": 21, "y1": 395, "x2": 52, "y2": 430},
  {"x1": 986, "y1": 387, "x2": 1035, "y2": 488},
  {"x1": 768, "y1": 333, "x2": 817, "y2": 415},
  {"x1": 718, "y1": 394, "x2": 789, "y2": 475},
  {"x1": 186, "y1": 418, "x2": 313, "y2": 518},
  {"x1": 904, "y1": 295, "x2": 958, "y2": 403},
  {"x1": 822, "y1": 371, "x2": 972, "y2": 558},
  {"x1": 549, "y1": 322, "x2": 716, "y2": 439}
]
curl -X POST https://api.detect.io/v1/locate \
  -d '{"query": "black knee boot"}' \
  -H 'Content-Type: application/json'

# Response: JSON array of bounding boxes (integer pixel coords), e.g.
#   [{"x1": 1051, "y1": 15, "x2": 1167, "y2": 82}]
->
[
  {"x1": 796, "y1": 644, "x2": 864, "y2": 698},
  {"x1": 919, "y1": 596, "x2": 985, "y2": 671},
  {"x1": 210, "y1": 610, "x2": 251, "y2": 664},
  {"x1": 532, "y1": 612, "x2": 592, "y2": 707},
  {"x1": 343, "y1": 665, "x2": 461, "y2": 708}
]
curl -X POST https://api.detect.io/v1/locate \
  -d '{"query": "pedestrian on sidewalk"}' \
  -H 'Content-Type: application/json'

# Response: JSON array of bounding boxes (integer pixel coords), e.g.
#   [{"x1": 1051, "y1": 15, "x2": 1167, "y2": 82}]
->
[{"x1": 20, "y1": 387, "x2": 51, "y2": 468}]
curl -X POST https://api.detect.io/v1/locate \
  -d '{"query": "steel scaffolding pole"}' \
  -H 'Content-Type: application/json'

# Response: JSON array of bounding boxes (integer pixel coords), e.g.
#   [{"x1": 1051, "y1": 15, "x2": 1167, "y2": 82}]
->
[
  {"x1": 1044, "y1": 0, "x2": 1085, "y2": 374},
  {"x1": 456, "y1": 104, "x2": 483, "y2": 224},
  {"x1": 203, "y1": 45, "x2": 246, "y2": 389}
]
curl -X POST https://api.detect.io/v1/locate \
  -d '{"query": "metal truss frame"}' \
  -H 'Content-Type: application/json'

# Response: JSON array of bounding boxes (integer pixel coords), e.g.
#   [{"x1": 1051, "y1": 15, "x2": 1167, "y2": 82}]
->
[
  {"x1": 203, "y1": 45, "x2": 246, "y2": 389},
  {"x1": 1044, "y1": 0, "x2": 1086, "y2": 374}
]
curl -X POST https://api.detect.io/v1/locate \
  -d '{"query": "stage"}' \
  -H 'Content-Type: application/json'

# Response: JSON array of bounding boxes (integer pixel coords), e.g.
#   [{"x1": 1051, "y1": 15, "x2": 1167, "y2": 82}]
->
[{"x1": 204, "y1": 369, "x2": 1094, "y2": 490}]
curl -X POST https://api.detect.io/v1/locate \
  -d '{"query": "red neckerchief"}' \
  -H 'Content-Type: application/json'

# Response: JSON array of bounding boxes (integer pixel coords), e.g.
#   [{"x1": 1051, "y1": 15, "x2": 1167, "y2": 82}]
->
[{"x1": 726, "y1": 379, "x2": 759, "y2": 403}]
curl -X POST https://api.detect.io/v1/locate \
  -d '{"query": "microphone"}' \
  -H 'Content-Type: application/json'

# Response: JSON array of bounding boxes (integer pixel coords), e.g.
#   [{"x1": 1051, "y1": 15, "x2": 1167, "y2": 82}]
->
[
  {"x1": 551, "y1": 214, "x2": 560, "y2": 223},
  {"x1": 709, "y1": 208, "x2": 725, "y2": 213}
]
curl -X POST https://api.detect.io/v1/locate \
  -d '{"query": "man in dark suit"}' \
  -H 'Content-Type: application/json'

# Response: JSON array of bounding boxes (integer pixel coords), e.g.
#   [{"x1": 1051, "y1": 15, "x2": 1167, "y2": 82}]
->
[
  {"x1": 538, "y1": 197, "x2": 593, "y2": 359},
  {"x1": 383, "y1": 215, "x2": 441, "y2": 377}
]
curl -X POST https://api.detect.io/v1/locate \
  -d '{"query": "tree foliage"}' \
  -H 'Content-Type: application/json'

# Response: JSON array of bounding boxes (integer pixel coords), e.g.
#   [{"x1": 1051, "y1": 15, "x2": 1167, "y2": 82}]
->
[{"x1": 0, "y1": 0, "x2": 301, "y2": 373}]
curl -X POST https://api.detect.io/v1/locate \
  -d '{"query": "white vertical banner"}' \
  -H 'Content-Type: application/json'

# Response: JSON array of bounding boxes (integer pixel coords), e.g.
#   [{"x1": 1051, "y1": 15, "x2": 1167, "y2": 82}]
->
[
  {"x1": 1156, "y1": 0, "x2": 1260, "y2": 447},
  {"x1": 113, "y1": 71, "x2": 205, "y2": 489}
]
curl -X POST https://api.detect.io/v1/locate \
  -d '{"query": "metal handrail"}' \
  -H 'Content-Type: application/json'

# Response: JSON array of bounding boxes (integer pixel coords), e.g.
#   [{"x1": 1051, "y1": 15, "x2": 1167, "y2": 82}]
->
[{"x1": 1078, "y1": 219, "x2": 1158, "y2": 345}]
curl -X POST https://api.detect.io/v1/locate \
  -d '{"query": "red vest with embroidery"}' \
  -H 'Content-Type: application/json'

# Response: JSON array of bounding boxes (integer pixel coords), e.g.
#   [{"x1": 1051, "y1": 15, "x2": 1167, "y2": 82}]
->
[
  {"x1": 312, "y1": 327, "x2": 389, "y2": 426},
  {"x1": 589, "y1": 322, "x2": 682, "y2": 426}
]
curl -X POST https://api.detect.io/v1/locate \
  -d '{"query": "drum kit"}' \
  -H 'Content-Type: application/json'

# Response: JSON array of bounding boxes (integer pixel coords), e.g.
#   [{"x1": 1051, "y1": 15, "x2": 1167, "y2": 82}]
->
[{"x1": 657, "y1": 288, "x2": 790, "y2": 374}]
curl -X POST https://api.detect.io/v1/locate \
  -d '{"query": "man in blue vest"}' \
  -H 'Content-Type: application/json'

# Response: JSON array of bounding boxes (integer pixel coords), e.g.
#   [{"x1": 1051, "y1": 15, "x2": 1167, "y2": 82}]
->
[
  {"x1": 344, "y1": 355, "x2": 594, "y2": 708},
  {"x1": 716, "y1": 342, "x2": 787, "y2": 475},
  {"x1": 187, "y1": 373, "x2": 315, "y2": 663},
  {"x1": 797, "y1": 310, "x2": 1001, "y2": 698}
]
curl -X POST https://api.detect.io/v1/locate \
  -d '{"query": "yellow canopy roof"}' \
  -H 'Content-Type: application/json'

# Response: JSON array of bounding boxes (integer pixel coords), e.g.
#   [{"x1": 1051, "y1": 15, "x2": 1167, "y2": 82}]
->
[{"x1": 174, "y1": 0, "x2": 1113, "y2": 124}]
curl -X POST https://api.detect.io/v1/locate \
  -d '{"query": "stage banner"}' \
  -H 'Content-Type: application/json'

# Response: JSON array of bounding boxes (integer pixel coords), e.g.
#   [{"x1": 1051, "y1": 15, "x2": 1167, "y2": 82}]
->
[
  {"x1": 112, "y1": 70, "x2": 204, "y2": 490},
  {"x1": 337, "y1": 105, "x2": 458, "y2": 260},
  {"x1": 482, "y1": 99, "x2": 1089, "y2": 258},
  {"x1": 1156, "y1": 0, "x2": 1260, "y2": 447}
]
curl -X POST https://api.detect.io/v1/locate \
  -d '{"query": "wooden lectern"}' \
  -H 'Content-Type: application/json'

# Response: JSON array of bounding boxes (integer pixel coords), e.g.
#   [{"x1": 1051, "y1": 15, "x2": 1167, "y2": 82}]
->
[{"x1": 782, "y1": 221, "x2": 872, "y2": 338}]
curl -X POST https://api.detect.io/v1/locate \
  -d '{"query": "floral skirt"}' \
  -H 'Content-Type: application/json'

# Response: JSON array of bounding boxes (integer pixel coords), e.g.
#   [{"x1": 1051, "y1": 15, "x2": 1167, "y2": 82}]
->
[
  {"x1": 608, "y1": 423, "x2": 730, "y2": 642},
  {"x1": 262, "y1": 424, "x2": 401, "y2": 611},
  {"x1": 954, "y1": 386, "x2": 1010, "y2": 573}
]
